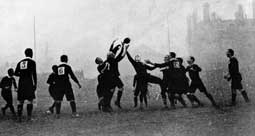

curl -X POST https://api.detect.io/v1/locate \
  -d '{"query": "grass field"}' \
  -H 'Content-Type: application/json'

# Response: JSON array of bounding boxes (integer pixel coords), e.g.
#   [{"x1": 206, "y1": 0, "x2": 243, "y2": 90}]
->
[{"x1": 0, "y1": 71, "x2": 255, "y2": 136}]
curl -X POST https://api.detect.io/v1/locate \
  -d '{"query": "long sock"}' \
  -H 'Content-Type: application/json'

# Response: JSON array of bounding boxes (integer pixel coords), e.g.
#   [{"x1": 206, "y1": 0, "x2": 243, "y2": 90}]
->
[
  {"x1": 241, "y1": 91, "x2": 250, "y2": 102},
  {"x1": 50, "y1": 102, "x2": 56, "y2": 109},
  {"x1": 139, "y1": 95, "x2": 143, "y2": 105},
  {"x1": 144, "y1": 96, "x2": 148, "y2": 107},
  {"x1": 134, "y1": 96, "x2": 138, "y2": 107},
  {"x1": 9, "y1": 105, "x2": 16, "y2": 115},
  {"x1": 27, "y1": 104, "x2": 33, "y2": 117},
  {"x1": 49, "y1": 102, "x2": 55, "y2": 112},
  {"x1": 187, "y1": 94, "x2": 195, "y2": 104},
  {"x1": 55, "y1": 102, "x2": 61, "y2": 115},
  {"x1": 70, "y1": 101, "x2": 77, "y2": 113},
  {"x1": 116, "y1": 91, "x2": 123, "y2": 103},
  {"x1": 168, "y1": 93, "x2": 175, "y2": 108},
  {"x1": 232, "y1": 93, "x2": 237, "y2": 105},
  {"x1": 192, "y1": 95, "x2": 202, "y2": 105},
  {"x1": 205, "y1": 93, "x2": 217, "y2": 106},
  {"x1": 162, "y1": 97, "x2": 167, "y2": 106},
  {"x1": 177, "y1": 95, "x2": 187, "y2": 107},
  {"x1": 17, "y1": 104, "x2": 23, "y2": 118},
  {"x1": 161, "y1": 91, "x2": 167, "y2": 106}
]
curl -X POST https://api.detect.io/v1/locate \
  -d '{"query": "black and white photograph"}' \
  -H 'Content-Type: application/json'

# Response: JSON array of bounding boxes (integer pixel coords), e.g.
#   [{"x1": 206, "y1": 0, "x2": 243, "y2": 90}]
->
[{"x1": 0, "y1": 0, "x2": 255, "y2": 135}]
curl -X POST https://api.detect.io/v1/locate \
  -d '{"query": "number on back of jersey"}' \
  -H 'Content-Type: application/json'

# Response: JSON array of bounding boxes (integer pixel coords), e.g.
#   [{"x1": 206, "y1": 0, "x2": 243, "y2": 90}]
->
[
  {"x1": 58, "y1": 67, "x2": 65, "y2": 75},
  {"x1": 173, "y1": 61, "x2": 180, "y2": 68},
  {"x1": 20, "y1": 61, "x2": 28, "y2": 70}
]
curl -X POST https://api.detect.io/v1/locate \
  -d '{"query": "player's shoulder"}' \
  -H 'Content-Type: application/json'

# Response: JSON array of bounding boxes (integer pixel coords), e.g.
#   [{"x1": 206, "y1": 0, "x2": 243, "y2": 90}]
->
[
  {"x1": 20, "y1": 58, "x2": 35, "y2": 64},
  {"x1": 231, "y1": 57, "x2": 238, "y2": 62},
  {"x1": 49, "y1": 72, "x2": 55, "y2": 77},
  {"x1": 59, "y1": 63, "x2": 70, "y2": 67},
  {"x1": 2, "y1": 76, "x2": 8, "y2": 80},
  {"x1": 59, "y1": 63, "x2": 72, "y2": 71}
]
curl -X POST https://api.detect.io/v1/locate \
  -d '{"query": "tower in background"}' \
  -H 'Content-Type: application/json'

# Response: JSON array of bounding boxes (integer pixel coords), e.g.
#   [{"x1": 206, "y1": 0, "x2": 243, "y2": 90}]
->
[
  {"x1": 203, "y1": 3, "x2": 210, "y2": 22},
  {"x1": 253, "y1": 0, "x2": 255, "y2": 19}
]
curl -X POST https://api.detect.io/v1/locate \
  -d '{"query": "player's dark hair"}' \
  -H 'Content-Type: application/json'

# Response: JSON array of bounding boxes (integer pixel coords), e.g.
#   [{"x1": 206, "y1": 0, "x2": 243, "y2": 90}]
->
[
  {"x1": 169, "y1": 52, "x2": 176, "y2": 58},
  {"x1": 60, "y1": 55, "x2": 68, "y2": 63},
  {"x1": 52, "y1": 65, "x2": 58, "y2": 73},
  {"x1": 190, "y1": 56, "x2": 195, "y2": 62},
  {"x1": 25, "y1": 48, "x2": 33, "y2": 58},
  {"x1": 95, "y1": 57, "x2": 102, "y2": 64},
  {"x1": 228, "y1": 49, "x2": 234, "y2": 56},
  {"x1": 177, "y1": 57, "x2": 183, "y2": 64},
  {"x1": 7, "y1": 68, "x2": 14, "y2": 76},
  {"x1": 123, "y1": 37, "x2": 131, "y2": 44}
]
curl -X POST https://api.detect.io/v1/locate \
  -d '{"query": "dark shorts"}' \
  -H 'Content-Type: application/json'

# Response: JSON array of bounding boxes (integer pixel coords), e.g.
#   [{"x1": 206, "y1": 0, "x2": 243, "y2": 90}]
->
[
  {"x1": 18, "y1": 79, "x2": 35, "y2": 101},
  {"x1": 96, "y1": 84, "x2": 104, "y2": 98},
  {"x1": 49, "y1": 86, "x2": 57, "y2": 100},
  {"x1": 55, "y1": 88, "x2": 75, "y2": 101},
  {"x1": 1, "y1": 90, "x2": 13, "y2": 104},
  {"x1": 188, "y1": 81, "x2": 207, "y2": 94},
  {"x1": 113, "y1": 76, "x2": 124, "y2": 89},
  {"x1": 17, "y1": 89, "x2": 35, "y2": 101},
  {"x1": 231, "y1": 79, "x2": 243, "y2": 89}
]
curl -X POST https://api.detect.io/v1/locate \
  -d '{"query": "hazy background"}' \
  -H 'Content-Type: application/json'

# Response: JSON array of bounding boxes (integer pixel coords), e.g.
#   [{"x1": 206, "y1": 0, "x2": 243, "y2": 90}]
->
[{"x1": 0, "y1": 0, "x2": 252, "y2": 78}]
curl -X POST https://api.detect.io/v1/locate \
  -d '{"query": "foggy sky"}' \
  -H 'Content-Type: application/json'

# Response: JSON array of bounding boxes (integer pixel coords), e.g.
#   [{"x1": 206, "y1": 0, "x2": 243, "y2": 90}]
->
[{"x1": 0, "y1": 0, "x2": 252, "y2": 77}]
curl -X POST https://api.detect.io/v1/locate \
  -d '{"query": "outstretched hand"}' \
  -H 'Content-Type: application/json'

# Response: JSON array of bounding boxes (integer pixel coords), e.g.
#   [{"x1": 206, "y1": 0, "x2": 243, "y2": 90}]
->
[
  {"x1": 125, "y1": 44, "x2": 130, "y2": 50},
  {"x1": 145, "y1": 59, "x2": 153, "y2": 65},
  {"x1": 112, "y1": 38, "x2": 118, "y2": 44},
  {"x1": 223, "y1": 73, "x2": 231, "y2": 81},
  {"x1": 78, "y1": 83, "x2": 82, "y2": 89}
]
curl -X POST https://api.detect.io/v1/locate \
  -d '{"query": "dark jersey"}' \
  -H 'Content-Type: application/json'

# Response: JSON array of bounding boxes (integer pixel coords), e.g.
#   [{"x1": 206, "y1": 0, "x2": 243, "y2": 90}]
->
[
  {"x1": 169, "y1": 65, "x2": 189, "y2": 92},
  {"x1": 228, "y1": 57, "x2": 241, "y2": 79},
  {"x1": 15, "y1": 58, "x2": 37, "y2": 87},
  {"x1": 0, "y1": 76, "x2": 17, "y2": 90},
  {"x1": 127, "y1": 51, "x2": 155, "y2": 75},
  {"x1": 15, "y1": 57, "x2": 37, "y2": 100},
  {"x1": 47, "y1": 73, "x2": 58, "y2": 88},
  {"x1": 57, "y1": 63, "x2": 79, "y2": 87},
  {"x1": 155, "y1": 60, "x2": 175, "y2": 83},
  {"x1": 161, "y1": 68, "x2": 170, "y2": 82},
  {"x1": 107, "y1": 44, "x2": 125, "y2": 77},
  {"x1": 186, "y1": 64, "x2": 202, "y2": 82},
  {"x1": 97, "y1": 61, "x2": 111, "y2": 84},
  {"x1": 133, "y1": 74, "x2": 148, "y2": 93},
  {"x1": 97, "y1": 62, "x2": 110, "y2": 75}
]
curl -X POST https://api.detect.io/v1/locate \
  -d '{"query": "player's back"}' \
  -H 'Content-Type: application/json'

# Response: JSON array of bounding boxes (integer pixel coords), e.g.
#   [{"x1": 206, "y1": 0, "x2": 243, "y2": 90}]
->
[
  {"x1": 16, "y1": 58, "x2": 36, "y2": 80},
  {"x1": 57, "y1": 63, "x2": 72, "y2": 83}
]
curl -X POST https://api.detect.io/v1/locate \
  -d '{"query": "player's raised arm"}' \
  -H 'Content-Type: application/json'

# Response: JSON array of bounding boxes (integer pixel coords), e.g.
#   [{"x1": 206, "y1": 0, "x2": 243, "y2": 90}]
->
[
  {"x1": 126, "y1": 51, "x2": 136, "y2": 67},
  {"x1": 115, "y1": 44, "x2": 125, "y2": 62},
  {"x1": 154, "y1": 62, "x2": 168, "y2": 68},
  {"x1": 145, "y1": 64, "x2": 156, "y2": 71},
  {"x1": 109, "y1": 39, "x2": 118, "y2": 52}
]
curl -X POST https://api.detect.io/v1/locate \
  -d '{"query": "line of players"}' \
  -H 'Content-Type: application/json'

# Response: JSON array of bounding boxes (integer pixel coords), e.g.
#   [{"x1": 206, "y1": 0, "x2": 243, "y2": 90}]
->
[
  {"x1": 95, "y1": 38, "x2": 250, "y2": 112},
  {"x1": 0, "y1": 38, "x2": 250, "y2": 121},
  {"x1": 0, "y1": 49, "x2": 82, "y2": 122}
]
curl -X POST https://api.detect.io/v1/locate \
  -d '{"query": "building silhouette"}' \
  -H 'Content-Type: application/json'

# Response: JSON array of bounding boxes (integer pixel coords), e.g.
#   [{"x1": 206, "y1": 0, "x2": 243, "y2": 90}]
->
[{"x1": 187, "y1": 2, "x2": 255, "y2": 69}]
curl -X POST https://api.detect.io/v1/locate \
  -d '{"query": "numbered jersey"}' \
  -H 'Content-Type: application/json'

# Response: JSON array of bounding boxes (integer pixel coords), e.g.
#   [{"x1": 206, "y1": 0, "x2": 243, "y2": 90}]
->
[
  {"x1": 15, "y1": 58, "x2": 37, "y2": 80},
  {"x1": 57, "y1": 63, "x2": 79, "y2": 86}
]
